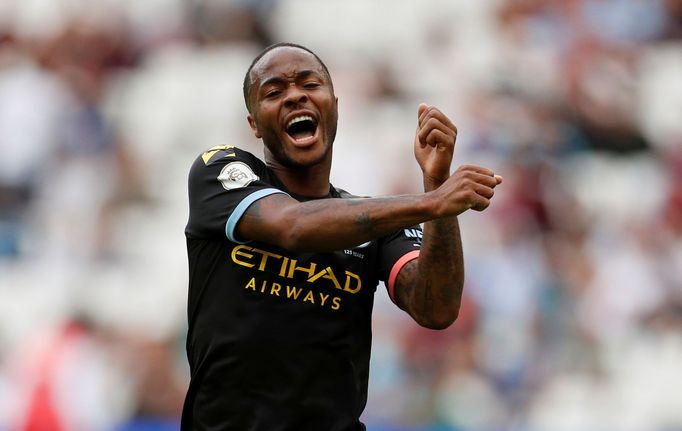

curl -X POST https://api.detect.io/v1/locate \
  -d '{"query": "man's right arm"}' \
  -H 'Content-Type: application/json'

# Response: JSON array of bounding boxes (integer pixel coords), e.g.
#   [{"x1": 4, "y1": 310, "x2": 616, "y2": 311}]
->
[{"x1": 235, "y1": 165, "x2": 496, "y2": 252}]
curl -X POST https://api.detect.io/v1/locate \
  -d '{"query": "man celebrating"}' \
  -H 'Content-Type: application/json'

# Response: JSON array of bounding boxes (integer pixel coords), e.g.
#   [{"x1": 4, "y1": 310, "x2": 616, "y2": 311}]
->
[{"x1": 182, "y1": 43, "x2": 502, "y2": 430}]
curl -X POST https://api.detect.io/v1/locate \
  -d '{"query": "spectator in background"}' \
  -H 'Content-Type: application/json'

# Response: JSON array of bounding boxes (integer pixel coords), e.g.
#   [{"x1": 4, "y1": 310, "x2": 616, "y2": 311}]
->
[{"x1": 0, "y1": 32, "x2": 63, "y2": 258}]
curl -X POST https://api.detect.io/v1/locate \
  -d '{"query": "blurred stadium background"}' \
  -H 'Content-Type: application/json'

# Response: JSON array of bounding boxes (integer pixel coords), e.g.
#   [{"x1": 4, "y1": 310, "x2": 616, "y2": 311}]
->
[{"x1": 1, "y1": 0, "x2": 682, "y2": 430}]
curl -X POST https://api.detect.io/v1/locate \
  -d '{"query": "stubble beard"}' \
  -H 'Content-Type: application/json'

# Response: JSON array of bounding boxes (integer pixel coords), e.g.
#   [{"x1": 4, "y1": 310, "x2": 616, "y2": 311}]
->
[
  {"x1": 264, "y1": 117, "x2": 337, "y2": 170},
  {"x1": 265, "y1": 139, "x2": 332, "y2": 169}
]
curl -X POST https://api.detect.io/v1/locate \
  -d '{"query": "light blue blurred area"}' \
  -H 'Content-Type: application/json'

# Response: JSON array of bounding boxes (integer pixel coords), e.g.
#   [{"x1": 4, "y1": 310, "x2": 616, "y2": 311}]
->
[
  {"x1": 1, "y1": 0, "x2": 682, "y2": 430},
  {"x1": 114, "y1": 418, "x2": 180, "y2": 431},
  {"x1": 366, "y1": 423, "x2": 455, "y2": 431}
]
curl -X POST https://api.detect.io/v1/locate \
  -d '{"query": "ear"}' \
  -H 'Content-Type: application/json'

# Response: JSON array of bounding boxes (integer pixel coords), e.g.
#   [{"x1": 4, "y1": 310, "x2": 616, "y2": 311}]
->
[{"x1": 247, "y1": 115, "x2": 262, "y2": 139}]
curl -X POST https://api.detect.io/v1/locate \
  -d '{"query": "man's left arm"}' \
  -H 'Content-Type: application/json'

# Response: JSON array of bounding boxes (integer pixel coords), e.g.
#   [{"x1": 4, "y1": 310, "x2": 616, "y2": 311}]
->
[
  {"x1": 393, "y1": 183, "x2": 464, "y2": 329},
  {"x1": 393, "y1": 104, "x2": 502, "y2": 329}
]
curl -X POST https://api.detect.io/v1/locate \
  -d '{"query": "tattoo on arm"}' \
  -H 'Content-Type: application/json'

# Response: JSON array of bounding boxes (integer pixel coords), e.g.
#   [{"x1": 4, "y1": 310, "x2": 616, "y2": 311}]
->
[
  {"x1": 422, "y1": 280, "x2": 434, "y2": 315},
  {"x1": 422, "y1": 217, "x2": 463, "y2": 303},
  {"x1": 354, "y1": 211, "x2": 374, "y2": 235},
  {"x1": 394, "y1": 217, "x2": 463, "y2": 324},
  {"x1": 240, "y1": 192, "x2": 433, "y2": 252},
  {"x1": 395, "y1": 259, "x2": 418, "y2": 310}
]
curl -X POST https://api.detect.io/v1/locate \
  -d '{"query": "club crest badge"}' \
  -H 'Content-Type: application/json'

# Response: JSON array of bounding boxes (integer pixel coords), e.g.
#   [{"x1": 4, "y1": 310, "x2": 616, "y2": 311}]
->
[{"x1": 218, "y1": 162, "x2": 259, "y2": 190}]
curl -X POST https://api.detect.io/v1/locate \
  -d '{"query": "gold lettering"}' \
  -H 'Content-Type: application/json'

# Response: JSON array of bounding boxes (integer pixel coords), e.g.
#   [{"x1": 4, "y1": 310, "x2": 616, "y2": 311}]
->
[
  {"x1": 308, "y1": 267, "x2": 341, "y2": 290},
  {"x1": 202, "y1": 145, "x2": 235, "y2": 164},
  {"x1": 309, "y1": 267, "x2": 342, "y2": 290},
  {"x1": 343, "y1": 271, "x2": 362, "y2": 294},
  {"x1": 308, "y1": 268, "x2": 322, "y2": 282},
  {"x1": 287, "y1": 259, "x2": 317, "y2": 279},
  {"x1": 319, "y1": 292, "x2": 329, "y2": 306},
  {"x1": 232, "y1": 245, "x2": 255, "y2": 268},
  {"x1": 279, "y1": 257, "x2": 289, "y2": 277},
  {"x1": 307, "y1": 267, "x2": 327, "y2": 283},
  {"x1": 286, "y1": 285, "x2": 302, "y2": 299},
  {"x1": 256, "y1": 249, "x2": 283, "y2": 271},
  {"x1": 245, "y1": 277, "x2": 257, "y2": 291},
  {"x1": 233, "y1": 245, "x2": 362, "y2": 301},
  {"x1": 303, "y1": 290, "x2": 315, "y2": 304}
]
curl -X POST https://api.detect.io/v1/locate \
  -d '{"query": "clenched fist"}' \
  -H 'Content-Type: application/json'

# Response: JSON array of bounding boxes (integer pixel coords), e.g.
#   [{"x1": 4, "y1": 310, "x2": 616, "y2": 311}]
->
[
  {"x1": 414, "y1": 103, "x2": 457, "y2": 187},
  {"x1": 413, "y1": 104, "x2": 503, "y2": 215},
  {"x1": 431, "y1": 165, "x2": 503, "y2": 216}
]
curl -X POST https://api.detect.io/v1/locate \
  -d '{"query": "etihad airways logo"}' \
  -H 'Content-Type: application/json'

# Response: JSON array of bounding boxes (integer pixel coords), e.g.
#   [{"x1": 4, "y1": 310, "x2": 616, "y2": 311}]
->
[
  {"x1": 231, "y1": 245, "x2": 362, "y2": 293},
  {"x1": 230, "y1": 245, "x2": 364, "y2": 311}
]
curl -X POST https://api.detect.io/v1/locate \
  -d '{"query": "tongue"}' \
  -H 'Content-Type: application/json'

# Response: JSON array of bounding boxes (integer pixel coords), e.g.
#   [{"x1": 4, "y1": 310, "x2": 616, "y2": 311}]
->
[{"x1": 290, "y1": 130, "x2": 314, "y2": 141}]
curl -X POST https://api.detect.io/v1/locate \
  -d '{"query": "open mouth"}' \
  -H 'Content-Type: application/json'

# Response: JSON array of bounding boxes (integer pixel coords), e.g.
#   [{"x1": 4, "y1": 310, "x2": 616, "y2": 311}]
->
[{"x1": 285, "y1": 115, "x2": 318, "y2": 144}]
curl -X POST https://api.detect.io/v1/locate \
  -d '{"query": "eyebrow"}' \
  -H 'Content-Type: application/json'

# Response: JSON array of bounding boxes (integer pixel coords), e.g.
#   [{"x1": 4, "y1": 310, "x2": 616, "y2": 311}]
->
[{"x1": 259, "y1": 70, "x2": 322, "y2": 90}]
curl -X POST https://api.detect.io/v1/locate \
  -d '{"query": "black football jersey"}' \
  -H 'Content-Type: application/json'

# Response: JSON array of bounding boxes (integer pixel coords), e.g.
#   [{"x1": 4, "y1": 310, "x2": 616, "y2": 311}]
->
[{"x1": 182, "y1": 145, "x2": 422, "y2": 431}]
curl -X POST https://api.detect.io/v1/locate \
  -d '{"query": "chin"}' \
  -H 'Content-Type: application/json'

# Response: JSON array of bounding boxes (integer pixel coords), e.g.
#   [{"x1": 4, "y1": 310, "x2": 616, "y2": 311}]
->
[
  {"x1": 285, "y1": 147, "x2": 331, "y2": 168},
  {"x1": 263, "y1": 130, "x2": 332, "y2": 169}
]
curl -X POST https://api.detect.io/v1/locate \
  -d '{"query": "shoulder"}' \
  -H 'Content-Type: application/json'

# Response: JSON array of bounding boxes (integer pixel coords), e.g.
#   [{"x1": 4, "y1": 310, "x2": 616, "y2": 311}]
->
[
  {"x1": 192, "y1": 145, "x2": 263, "y2": 168},
  {"x1": 190, "y1": 145, "x2": 267, "y2": 176},
  {"x1": 188, "y1": 145, "x2": 269, "y2": 189}
]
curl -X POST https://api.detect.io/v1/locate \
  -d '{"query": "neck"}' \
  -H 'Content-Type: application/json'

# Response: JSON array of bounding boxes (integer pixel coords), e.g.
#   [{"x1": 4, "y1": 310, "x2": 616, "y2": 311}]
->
[{"x1": 266, "y1": 157, "x2": 332, "y2": 198}]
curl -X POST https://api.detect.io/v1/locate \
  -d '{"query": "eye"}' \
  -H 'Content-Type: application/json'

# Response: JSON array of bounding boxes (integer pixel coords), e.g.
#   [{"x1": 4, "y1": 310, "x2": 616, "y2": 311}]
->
[
  {"x1": 303, "y1": 82, "x2": 320, "y2": 89},
  {"x1": 264, "y1": 89, "x2": 281, "y2": 99}
]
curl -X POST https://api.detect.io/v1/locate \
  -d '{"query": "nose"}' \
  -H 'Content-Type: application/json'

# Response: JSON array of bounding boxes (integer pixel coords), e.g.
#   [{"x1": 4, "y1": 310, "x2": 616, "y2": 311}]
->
[{"x1": 283, "y1": 85, "x2": 307, "y2": 107}]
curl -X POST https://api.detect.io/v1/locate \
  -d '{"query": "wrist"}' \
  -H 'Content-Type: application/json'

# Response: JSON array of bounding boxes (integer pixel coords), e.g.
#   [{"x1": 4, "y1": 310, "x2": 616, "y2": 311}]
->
[
  {"x1": 423, "y1": 174, "x2": 448, "y2": 192},
  {"x1": 420, "y1": 190, "x2": 443, "y2": 219}
]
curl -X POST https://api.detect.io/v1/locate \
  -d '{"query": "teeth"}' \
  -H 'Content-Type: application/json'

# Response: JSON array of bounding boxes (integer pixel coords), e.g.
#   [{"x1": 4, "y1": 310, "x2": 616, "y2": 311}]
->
[{"x1": 287, "y1": 115, "x2": 314, "y2": 128}]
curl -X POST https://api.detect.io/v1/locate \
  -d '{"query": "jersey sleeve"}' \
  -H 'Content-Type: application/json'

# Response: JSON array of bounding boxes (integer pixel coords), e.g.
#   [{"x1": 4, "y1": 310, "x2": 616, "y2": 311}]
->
[
  {"x1": 185, "y1": 145, "x2": 288, "y2": 243},
  {"x1": 377, "y1": 225, "x2": 423, "y2": 304}
]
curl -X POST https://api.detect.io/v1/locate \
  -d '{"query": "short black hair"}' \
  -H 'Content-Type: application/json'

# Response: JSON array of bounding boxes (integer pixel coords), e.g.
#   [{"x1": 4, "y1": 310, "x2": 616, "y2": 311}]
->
[{"x1": 242, "y1": 42, "x2": 333, "y2": 113}]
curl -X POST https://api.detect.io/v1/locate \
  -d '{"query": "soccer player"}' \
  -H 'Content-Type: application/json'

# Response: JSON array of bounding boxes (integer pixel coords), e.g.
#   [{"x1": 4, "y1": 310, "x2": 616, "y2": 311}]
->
[{"x1": 182, "y1": 42, "x2": 502, "y2": 430}]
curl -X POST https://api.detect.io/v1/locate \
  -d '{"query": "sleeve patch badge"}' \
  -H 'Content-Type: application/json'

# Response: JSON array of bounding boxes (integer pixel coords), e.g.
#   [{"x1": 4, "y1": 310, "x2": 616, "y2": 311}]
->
[{"x1": 218, "y1": 161, "x2": 260, "y2": 190}]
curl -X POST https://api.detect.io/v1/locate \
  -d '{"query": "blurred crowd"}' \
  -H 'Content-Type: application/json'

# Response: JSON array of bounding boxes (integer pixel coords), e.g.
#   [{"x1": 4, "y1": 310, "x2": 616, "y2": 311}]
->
[{"x1": 0, "y1": 0, "x2": 681, "y2": 430}]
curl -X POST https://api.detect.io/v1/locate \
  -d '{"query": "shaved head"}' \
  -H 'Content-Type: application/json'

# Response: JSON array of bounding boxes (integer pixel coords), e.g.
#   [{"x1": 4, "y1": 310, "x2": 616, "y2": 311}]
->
[{"x1": 243, "y1": 42, "x2": 333, "y2": 113}]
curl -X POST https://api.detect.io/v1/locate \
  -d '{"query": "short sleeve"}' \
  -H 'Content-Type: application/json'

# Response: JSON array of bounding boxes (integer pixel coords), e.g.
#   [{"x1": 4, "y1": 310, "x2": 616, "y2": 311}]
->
[
  {"x1": 185, "y1": 146, "x2": 288, "y2": 243},
  {"x1": 377, "y1": 225, "x2": 423, "y2": 303}
]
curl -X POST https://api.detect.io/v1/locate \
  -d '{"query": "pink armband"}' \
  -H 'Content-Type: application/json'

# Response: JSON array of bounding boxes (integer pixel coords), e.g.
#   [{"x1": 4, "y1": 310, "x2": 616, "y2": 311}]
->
[{"x1": 387, "y1": 250, "x2": 420, "y2": 303}]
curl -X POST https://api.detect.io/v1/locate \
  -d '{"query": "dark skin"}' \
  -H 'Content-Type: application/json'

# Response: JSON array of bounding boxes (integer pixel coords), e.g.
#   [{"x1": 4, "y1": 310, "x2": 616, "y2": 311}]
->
[
  {"x1": 239, "y1": 46, "x2": 502, "y2": 329},
  {"x1": 246, "y1": 48, "x2": 338, "y2": 197}
]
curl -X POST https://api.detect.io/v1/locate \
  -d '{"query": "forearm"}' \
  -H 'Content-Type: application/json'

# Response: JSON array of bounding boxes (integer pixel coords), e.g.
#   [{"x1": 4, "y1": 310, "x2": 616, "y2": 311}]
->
[
  {"x1": 396, "y1": 179, "x2": 464, "y2": 329},
  {"x1": 414, "y1": 216, "x2": 464, "y2": 327},
  {"x1": 391, "y1": 104, "x2": 498, "y2": 328},
  {"x1": 238, "y1": 193, "x2": 439, "y2": 252}
]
